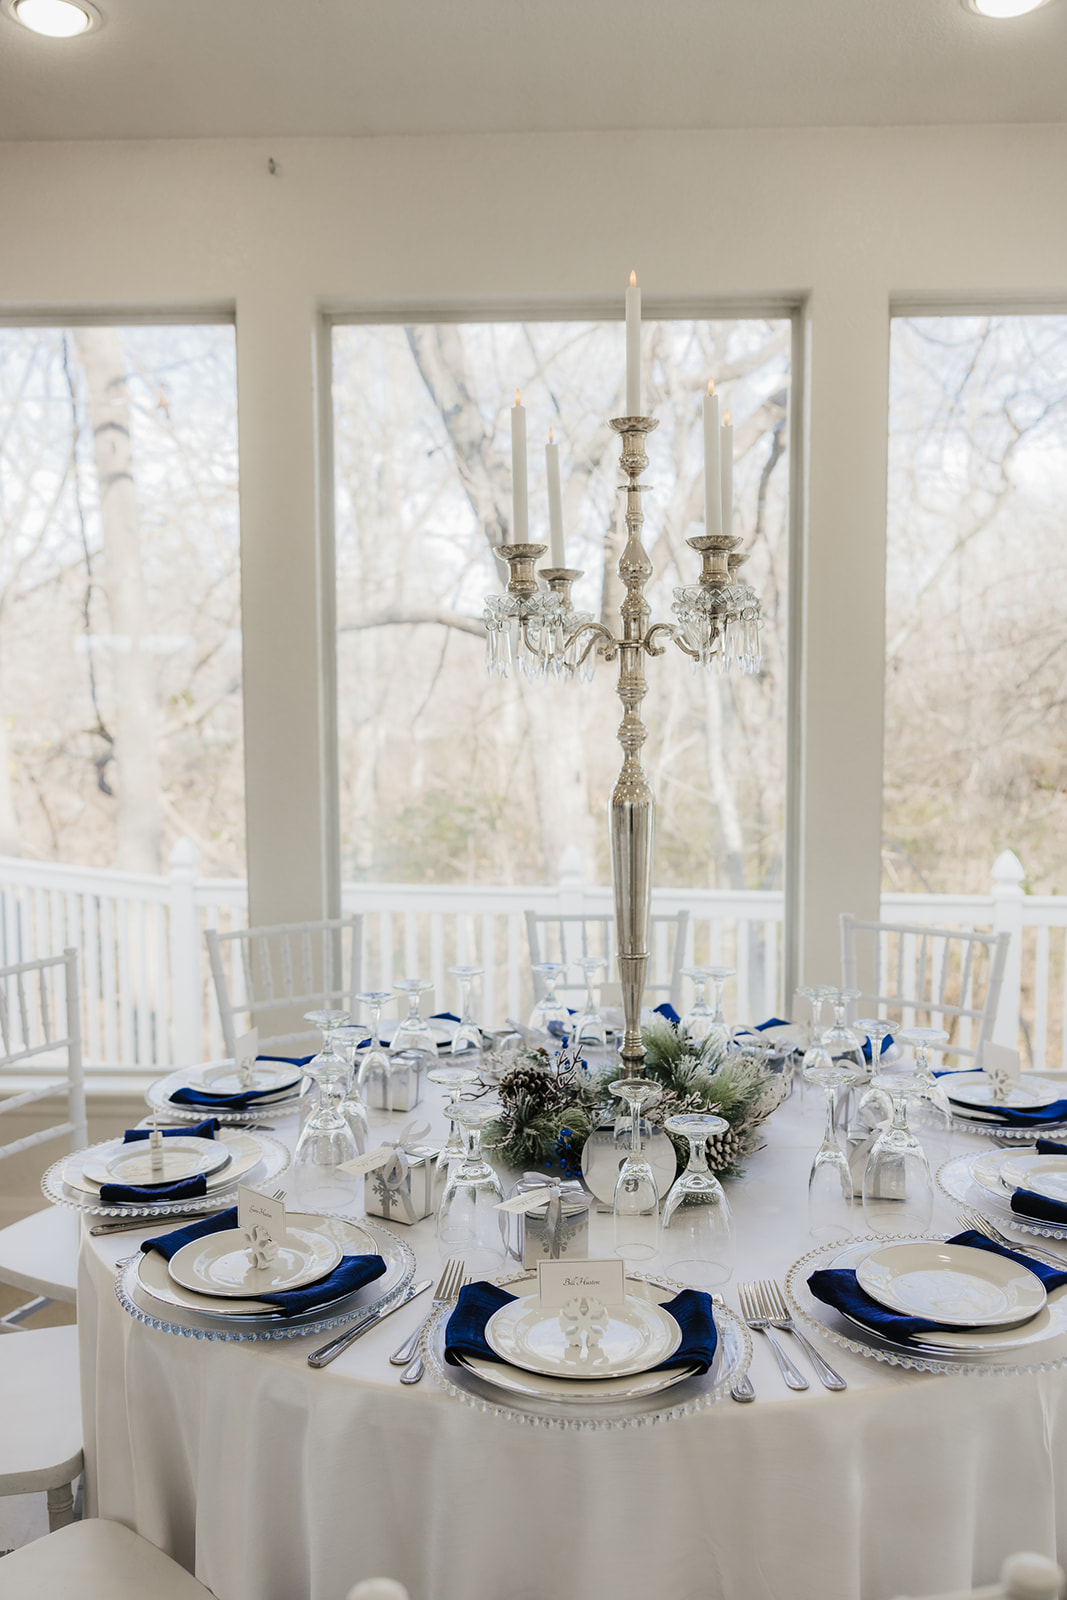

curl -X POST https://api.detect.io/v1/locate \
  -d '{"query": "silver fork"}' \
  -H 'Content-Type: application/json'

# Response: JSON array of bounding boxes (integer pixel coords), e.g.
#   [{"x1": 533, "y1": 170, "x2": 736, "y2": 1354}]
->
[
  {"x1": 738, "y1": 1281, "x2": 809, "y2": 1390},
  {"x1": 712, "y1": 1294, "x2": 755, "y2": 1402},
  {"x1": 398, "y1": 1260, "x2": 469, "y2": 1386},
  {"x1": 956, "y1": 1207, "x2": 1067, "y2": 1269},
  {"x1": 756, "y1": 1280, "x2": 846, "y2": 1390},
  {"x1": 389, "y1": 1257, "x2": 464, "y2": 1374}
]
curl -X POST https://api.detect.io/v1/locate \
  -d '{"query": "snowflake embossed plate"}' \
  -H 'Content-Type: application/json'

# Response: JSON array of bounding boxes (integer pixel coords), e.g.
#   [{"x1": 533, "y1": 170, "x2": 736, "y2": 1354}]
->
[
  {"x1": 42, "y1": 1131, "x2": 290, "y2": 1219},
  {"x1": 938, "y1": 1152, "x2": 1067, "y2": 1243},
  {"x1": 115, "y1": 1215, "x2": 415, "y2": 1343},
  {"x1": 420, "y1": 1269, "x2": 751, "y2": 1429},
  {"x1": 785, "y1": 1234, "x2": 1067, "y2": 1376}
]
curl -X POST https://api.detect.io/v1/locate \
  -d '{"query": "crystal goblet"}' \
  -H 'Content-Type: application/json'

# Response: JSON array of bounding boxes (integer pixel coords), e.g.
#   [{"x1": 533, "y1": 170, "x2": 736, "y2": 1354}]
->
[
  {"x1": 660, "y1": 1112, "x2": 735, "y2": 1287},
  {"x1": 897, "y1": 1026, "x2": 952, "y2": 1125},
  {"x1": 609, "y1": 1076, "x2": 663, "y2": 1265},
  {"x1": 862, "y1": 1071, "x2": 935, "y2": 1237},
  {"x1": 427, "y1": 1064, "x2": 481, "y2": 1178},
  {"x1": 572, "y1": 955, "x2": 608, "y2": 1048},
  {"x1": 392, "y1": 978, "x2": 438, "y2": 1056},
  {"x1": 448, "y1": 965, "x2": 484, "y2": 1055},
  {"x1": 436, "y1": 1099, "x2": 507, "y2": 1275},
  {"x1": 291, "y1": 1019, "x2": 360, "y2": 1211},
  {"x1": 354, "y1": 990, "x2": 393, "y2": 1104},
  {"x1": 529, "y1": 962, "x2": 569, "y2": 1033},
  {"x1": 803, "y1": 1058, "x2": 857, "y2": 1241},
  {"x1": 327, "y1": 1024, "x2": 370, "y2": 1153}
]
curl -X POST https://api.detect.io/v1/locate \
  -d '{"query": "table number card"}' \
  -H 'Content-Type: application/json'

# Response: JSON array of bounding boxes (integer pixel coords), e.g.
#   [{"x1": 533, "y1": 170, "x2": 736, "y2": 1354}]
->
[
  {"x1": 238, "y1": 1184, "x2": 286, "y2": 1243},
  {"x1": 234, "y1": 1027, "x2": 259, "y2": 1083},
  {"x1": 537, "y1": 1258, "x2": 625, "y2": 1309}
]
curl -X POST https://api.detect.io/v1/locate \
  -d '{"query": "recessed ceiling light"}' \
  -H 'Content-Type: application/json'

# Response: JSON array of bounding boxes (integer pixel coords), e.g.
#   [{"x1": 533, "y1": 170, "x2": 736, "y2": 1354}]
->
[
  {"x1": 963, "y1": 0, "x2": 1050, "y2": 15},
  {"x1": 5, "y1": 0, "x2": 99, "y2": 35}
]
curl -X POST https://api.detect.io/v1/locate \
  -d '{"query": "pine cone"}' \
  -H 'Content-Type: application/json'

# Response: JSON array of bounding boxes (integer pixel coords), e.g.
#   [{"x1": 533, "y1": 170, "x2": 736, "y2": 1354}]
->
[
  {"x1": 498, "y1": 1061, "x2": 560, "y2": 1111},
  {"x1": 705, "y1": 1123, "x2": 750, "y2": 1174}
]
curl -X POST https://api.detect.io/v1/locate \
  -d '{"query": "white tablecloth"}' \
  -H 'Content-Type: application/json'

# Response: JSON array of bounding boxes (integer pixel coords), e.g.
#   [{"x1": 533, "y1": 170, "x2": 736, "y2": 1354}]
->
[{"x1": 78, "y1": 1082, "x2": 1067, "y2": 1600}]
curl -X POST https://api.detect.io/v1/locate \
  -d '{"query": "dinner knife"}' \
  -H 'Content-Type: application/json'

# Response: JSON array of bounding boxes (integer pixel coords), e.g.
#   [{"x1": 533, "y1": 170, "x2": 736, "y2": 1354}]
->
[{"x1": 307, "y1": 1278, "x2": 433, "y2": 1369}]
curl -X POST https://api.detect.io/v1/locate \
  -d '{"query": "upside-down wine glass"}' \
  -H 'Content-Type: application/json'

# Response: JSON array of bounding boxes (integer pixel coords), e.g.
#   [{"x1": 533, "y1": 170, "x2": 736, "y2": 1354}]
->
[
  {"x1": 660, "y1": 1113, "x2": 735, "y2": 1287},
  {"x1": 609, "y1": 1077, "x2": 663, "y2": 1265},
  {"x1": 328, "y1": 1024, "x2": 370, "y2": 1154},
  {"x1": 449, "y1": 965, "x2": 484, "y2": 1055},
  {"x1": 528, "y1": 963, "x2": 569, "y2": 1033},
  {"x1": 572, "y1": 955, "x2": 608, "y2": 1047},
  {"x1": 436, "y1": 1099, "x2": 507, "y2": 1275},
  {"x1": 428, "y1": 1064, "x2": 481, "y2": 1178},
  {"x1": 897, "y1": 1026, "x2": 953, "y2": 1126},
  {"x1": 854, "y1": 1018, "x2": 895, "y2": 1128},
  {"x1": 803, "y1": 1057, "x2": 858, "y2": 1240},
  {"x1": 291, "y1": 1013, "x2": 361, "y2": 1211},
  {"x1": 862, "y1": 1071, "x2": 935, "y2": 1237},
  {"x1": 354, "y1": 990, "x2": 393, "y2": 1105},
  {"x1": 392, "y1": 978, "x2": 438, "y2": 1056}
]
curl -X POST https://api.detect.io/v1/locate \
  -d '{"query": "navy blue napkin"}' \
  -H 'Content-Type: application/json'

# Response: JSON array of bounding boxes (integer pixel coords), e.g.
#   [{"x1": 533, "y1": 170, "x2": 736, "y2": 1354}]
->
[
  {"x1": 444, "y1": 1281, "x2": 717, "y2": 1373},
  {"x1": 1011, "y1": 1189, "x2": 1067, "y2": 1227},
  {"x1": 653, "y1": 1003, "x2": 681, "y2": 1025},
  {"x1": 123, "y1": 1118, "x2": 219, "y2": 1144},
  {"x1": 754, "y1": 1017, "x2": 790, "y2": 1032},
  {"x1": 430, "y1": 1012, "x2": 461, "y2": 1023},
  {"x1": 100, "y1": 1173, "x2": 209, "y2": 1206},
  {"x1": 256, "y1": 1254, "x2": 386, "y2": 1317},
  {"x1": 169, "y1": 1057, "x2": 309, "y2": 1110},
  {"x1": 1036, "y1": 1139, "x2": 1067, "y2": 1156},
  {"x1": 950, "y1": 1098, "x2": 1067, "y2": 1127},
  {"x1": 808, "y1": 1229, "x2": 1067, "y2": 1343},
  {"x1": 256, "y1": 1055, "x2": 316, "y2": 1067},
  {"x1": 142, "y1": 1206, "x2": 240, "y2": 1260}
]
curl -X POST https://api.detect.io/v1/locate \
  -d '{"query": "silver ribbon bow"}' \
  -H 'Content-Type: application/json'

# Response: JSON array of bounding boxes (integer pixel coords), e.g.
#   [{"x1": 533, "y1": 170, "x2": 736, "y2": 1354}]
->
[
  {"x1": 375, "y1": 1120, "x2": 433, "y2": 1224},
  {"x1": 515, "y1": 1172, "x2": 585, "y2": 1259}
]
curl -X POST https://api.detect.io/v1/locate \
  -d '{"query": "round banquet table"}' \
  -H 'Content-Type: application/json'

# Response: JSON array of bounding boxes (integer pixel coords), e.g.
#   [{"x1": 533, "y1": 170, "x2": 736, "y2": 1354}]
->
[{"x1": 78, "y1": 1074, "x2": 1067, "y2": 1600}]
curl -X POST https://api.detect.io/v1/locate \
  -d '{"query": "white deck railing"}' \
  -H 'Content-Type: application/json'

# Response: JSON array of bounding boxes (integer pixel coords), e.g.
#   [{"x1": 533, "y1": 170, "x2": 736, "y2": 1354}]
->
[{"x1": 0, "y1": 842, "x2": 1060, "y2": 1073}]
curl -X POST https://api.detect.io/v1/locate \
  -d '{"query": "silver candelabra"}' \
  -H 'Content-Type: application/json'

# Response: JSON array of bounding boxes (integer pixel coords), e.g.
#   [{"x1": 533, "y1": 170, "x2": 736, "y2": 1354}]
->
[{"x1": 485, "y1": 413, "x2": 762, "y2": 1078}]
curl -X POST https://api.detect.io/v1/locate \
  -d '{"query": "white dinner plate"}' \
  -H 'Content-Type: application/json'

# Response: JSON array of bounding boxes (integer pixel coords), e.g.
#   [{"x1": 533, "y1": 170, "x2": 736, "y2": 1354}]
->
[
  {"x1": 1000, "y1": 1153, "x2": 1067, "y2": 1204},
  {"x1": 969, "y1": 1147, "x2": 1032, "y2": 1201},
  {"x1": 146, "y1": 1067, "x2": 314, "y2": 1124},
  {"x1": 81, "y1": 1136, "x2": 231, "y2": 1188},
  {"x1": 945, "y1": 1072, "x2": 1065, "y2": 1112},
  {"x1": 485, "y1": 1292, "x2": 681, "y2": 1378},
  {"x1": 457, "y1": 1352, "x2": 699, "y2": 1403},
  {"x1": 63, "y1": 1129, "x2": 265, "y2": 1199},
  {"x1": 856, "y1": 1240, "x2": 1046, "y2": 1328},
  {"x1": 168, "y1": 1224, "x2": 342, "y2": 1297},
  {"x1": 202, "y1": 1062, "x2": 304, "y2": 1096}
]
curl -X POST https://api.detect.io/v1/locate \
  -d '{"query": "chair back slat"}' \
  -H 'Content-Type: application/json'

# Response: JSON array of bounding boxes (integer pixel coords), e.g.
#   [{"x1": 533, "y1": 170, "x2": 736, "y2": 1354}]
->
[
  {"x1": 0, "y1": 948, "x2": 86, "y2": 1160},
  {"x1": 205, "y1": 918, "x2": 364, "y2": 1057}
]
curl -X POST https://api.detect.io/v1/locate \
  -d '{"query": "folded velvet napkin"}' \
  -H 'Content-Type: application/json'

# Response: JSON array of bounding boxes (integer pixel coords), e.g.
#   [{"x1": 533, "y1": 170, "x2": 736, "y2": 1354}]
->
[
  {"x1": 1007, "y1": 1142, "x2": 1067, "y2": 1224},
  {"x1": 808, "y1": 1229, "x2": 1067, "y2": 1343},
  {"x1": 140, "y1": 1205, "x2": 386, "y2": 1315},
  {"x1": 123, "y1": 1118, "x2": 219, "y2": 1143},
  {"x1": 950, "y1": 1099, "x2": 1067, "y2": 1128},
  {"x1": 169, "y1": 1056, "x2": 312, "y2": 1110},
  {"x1": 100, "y1": 1173, "x2": 210, "y2": 1206},
  {"x1": 444, "y1": 1281, "x2": 718, "y2": 1373}
]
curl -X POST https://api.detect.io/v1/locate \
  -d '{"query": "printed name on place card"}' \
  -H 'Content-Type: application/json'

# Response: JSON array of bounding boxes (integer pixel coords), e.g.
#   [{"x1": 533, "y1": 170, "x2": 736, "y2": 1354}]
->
[
  {"x1": 537, "y1": 1258, "x2": 625, "y2": 1309},
  {"x1": 238, "y1": 1184, "x2": 286, "y2": 1243}
]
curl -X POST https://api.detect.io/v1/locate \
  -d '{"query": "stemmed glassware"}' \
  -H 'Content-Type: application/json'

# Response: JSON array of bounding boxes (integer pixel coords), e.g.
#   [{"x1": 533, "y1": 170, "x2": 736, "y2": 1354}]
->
[
  {"x1": 448, "y1": 965, "x2": 484, "y2": 1055},
  {"x1": 803, "y1": 1057, "x2": 858, "y2": 1240},
  {"x1": 680, "y1": 966, "x2": 734, "y2": 1050},
  {"x1": 436, "y1": 1099, "x2": 507, "y2": 1275},
  {"x1": 291, "y1": 1011, "x2": 360, "y2": 1211},
  {"x1": 327, "y1": 1024, "x2": 370, "y2": 1152},
  {"x1": 609, "y1": 1077, "x2": 663, "y2": 1264},
  {"x1": 897, "y1": 1026, "x2": 952, "y2": 1125},
  {"x1": 392, "y1": 978, "x2": 438, "y2": 1056},
  {"x1": 821, "y1": 990, "x2": 866, "y2": 1071},
  {"x1": 660, "y1": 1113, "x2": 735, "y2": 1286},
  {"x1": 427, "y1": 1064, "x2": 481, "y2": 1178},
  {"x1": 354, "y1": 990, "x2": 393, "y2": 1102},
  {"x1": 528, "y1": 963, "x2": 569, "y2": 1033},
  {"x1": 572, "y1": 955, "x2": 607, "y2": 1047},
  {"x1": 854, "y1": 1018, "x2": 895, "y2": 1126},
  {"x1": 862, "y1": 1071, "x2": 935, "y2": 1236}
]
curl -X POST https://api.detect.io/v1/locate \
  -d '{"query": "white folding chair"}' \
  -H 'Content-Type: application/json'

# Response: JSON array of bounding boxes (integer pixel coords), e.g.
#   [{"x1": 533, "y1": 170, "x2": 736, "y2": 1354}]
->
[
  {"x1": 840, "y1": 913, "x2": 1010, "y2": 1068},
  {"x1": 524, "y1": 909, "x2": 689, "y2": 1013},
  {"x1": 0, "y1": 949, "x2": 86, "y2": 1327},
  {"x1": 0, "y1": 1323, "x2": 81, "y2": 1539},
  {"x1": 206, "y1": 916, "x2": 364, "y2": 1058},
  {"x1": 892, "y1": 1551, "x2": 1064, "y2": 1600},
  {"x1": 348, "y1": 1584, "x2": 410, "y2": 1600},
  {"x1": 0, "y1": 1517, "x2": 216, "y2": 1598}
]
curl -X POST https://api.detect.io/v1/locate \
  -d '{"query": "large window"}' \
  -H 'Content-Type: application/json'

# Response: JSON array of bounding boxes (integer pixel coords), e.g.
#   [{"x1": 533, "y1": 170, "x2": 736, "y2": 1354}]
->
[
  {"x1": 0, "y1": 324, "x2": 243, "y2": 877},
  {"x1": 332, "y1": 316, "x2": 790, "y2": 895},
  {"x1": 885, "y1": 316, "x2": 1067, "y2": 896}
]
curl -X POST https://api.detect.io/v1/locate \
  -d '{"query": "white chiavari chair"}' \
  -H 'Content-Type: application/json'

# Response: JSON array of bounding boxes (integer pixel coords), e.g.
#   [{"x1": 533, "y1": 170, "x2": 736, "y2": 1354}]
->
[
  {"x1": 0, "y1": 949, "x2": 86, "y2": 1326},
  {"x1": 206, "y1": 915, "x2": 364, "y2": 1058},
  {"x1": 524, "y1": 909, "x2": 689, "y2": 1013},
  {"x1": 0, "y1": 1517, "x2": 216, "y2": 1597},
  {"x1": 892, "y1": 1551, "x2": 1064, "y2": 1600},
  {"x1": 840, "y1": 913, "x2": 1010, "y2": 1068}
]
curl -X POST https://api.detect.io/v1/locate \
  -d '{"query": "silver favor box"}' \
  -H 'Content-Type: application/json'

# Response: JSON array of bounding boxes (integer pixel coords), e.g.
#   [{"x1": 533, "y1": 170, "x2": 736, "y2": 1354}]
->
[{"x1": 364, "y1": 1144, "x2": 437, "y2": 1226}]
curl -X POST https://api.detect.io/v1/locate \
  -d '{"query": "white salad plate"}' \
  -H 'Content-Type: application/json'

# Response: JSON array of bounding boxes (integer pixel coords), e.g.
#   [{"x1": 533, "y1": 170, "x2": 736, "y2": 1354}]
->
[
  {"x1": 168, "y1": 1225, "x2": 342, "y2": 1297},
  {"x1": 63, "y1": 1130, "x2": 264, "y2": 1199},
  {"x1": 970, "y1": 1147, "x2": 1032, "y2": 1201},
  {"x1": 201, "y1": 1061, "x2": 304, "y2": 1096},
  {"x1": 945, "y1": 1072, "x2": 1064, "y2": 1112},
  {"x1": 146, "y1": 1067, "x2": 313, "y2": 1124},
  {"x1": 81, "y1": 1137, "x2": 231, "y2": 1188},
  {"x1": 485, "y1": 1292, "x2": 680, "y2": 1378},
  {"x1": 856, "y1": 1240, "x2": 1046, "y2": 1328},
  {"x1": 1000, "y1": 1153, "x2": 1067, "y2": 1203}
]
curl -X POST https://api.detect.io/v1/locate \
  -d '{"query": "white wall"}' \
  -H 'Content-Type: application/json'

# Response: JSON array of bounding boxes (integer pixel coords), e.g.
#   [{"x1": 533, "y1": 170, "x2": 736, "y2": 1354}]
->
[{"x1": 2, "y1": 124, "x2": 1066, "y2": 991}]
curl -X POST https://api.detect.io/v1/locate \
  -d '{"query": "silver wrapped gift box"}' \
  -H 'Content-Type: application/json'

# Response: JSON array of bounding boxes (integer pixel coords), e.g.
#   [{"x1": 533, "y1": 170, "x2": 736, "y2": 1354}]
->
[
  {"x1": 363, "y1": 1126, "x2": 439, "y2": 1225},
  {"x1": 505, "y1": 1174, "x2": 590, "y2": 1268},
  {"x1": 363, "y1": 1049, "x2": 426, "y2": 1114}
]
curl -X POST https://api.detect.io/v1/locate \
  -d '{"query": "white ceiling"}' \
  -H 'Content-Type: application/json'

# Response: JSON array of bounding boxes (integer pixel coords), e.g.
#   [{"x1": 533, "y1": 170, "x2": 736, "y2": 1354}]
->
[{"x1": 0, "y1": 0, "x2": 1065, "y2": 142}]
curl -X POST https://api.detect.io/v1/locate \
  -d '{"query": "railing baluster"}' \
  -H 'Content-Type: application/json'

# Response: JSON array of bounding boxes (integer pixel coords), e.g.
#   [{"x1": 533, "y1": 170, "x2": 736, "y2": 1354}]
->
[
  {"x1": 482, "y1": 913, "x2": 495, "y2": 1030},
  {"x1": 1034, "y1": 925, "x2": 1050, "y2": 1073},
  {"x1": 430, "y1": 912, "x2": 444, "y2": 1009}
]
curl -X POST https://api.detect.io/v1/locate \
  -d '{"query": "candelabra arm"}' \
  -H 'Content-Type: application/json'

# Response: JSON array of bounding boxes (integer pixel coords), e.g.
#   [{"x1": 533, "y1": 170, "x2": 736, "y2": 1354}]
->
[
  {"x1": 643, "y1": 621, "x2": 697, "y2": 660},
  {"x1": 564, "y1": 619, "x2": 619, "y2": 666}
]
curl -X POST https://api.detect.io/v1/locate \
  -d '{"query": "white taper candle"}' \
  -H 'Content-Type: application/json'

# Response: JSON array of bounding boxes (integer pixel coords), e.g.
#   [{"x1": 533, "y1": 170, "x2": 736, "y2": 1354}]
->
[
  {"x1": 546, "y1": 429, "x2": 565, "y2": 567},
  {"x1": 511, "y1": 390, "x2": 528, "y2": 542},
  {"x1": 703, "y1": 379, "x2": 722, "y2": 538},
  {"x1": 625, "y1": 270, "x2": 641, "y2": 416},
  {"x1": 721, "y1": 408, "x2": 734, "y2": 539}
]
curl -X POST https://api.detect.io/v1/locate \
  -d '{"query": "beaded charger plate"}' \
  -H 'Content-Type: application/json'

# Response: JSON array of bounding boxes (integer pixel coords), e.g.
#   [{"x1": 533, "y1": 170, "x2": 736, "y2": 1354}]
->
[
  {"x1": 420, "y1": 1268, "x2": 751, "y2": 1430},
  {"x1": 785, "y1": 1233, "x2": 1067, "y2": 1376},
  {"x1": 145, "y1": 1067, "x2": 314, "y2": 1125},
  {"x1": 114, "y1": 1215, "x2": 415, "y2": 1343},
  {"x1": 42, "y1": 1131, "x2": 290, "y2": 1219},
  {"x1": 937, "y1": 1152, "x2": 1067, "y2": 1243}
]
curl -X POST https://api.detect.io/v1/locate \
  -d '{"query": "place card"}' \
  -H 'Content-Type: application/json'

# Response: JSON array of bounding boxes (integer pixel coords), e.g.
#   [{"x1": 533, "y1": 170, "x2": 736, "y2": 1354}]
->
[
  {"x1": 980, "y1": 1041, "x2": 1021, "y2": 1081},
  {"x1": 537, "y1": 1257, "x2": 625, "y2": 1309},
  {"x1": 339, "y1": 1145, "x2": 398, "y2": 1179},
  {"x1": 238, "y1": 1184, "x2": 286, "y2": 1243},
  {"x1": 234, "y1": 1027, "x2": 259, "y2": 1084}
]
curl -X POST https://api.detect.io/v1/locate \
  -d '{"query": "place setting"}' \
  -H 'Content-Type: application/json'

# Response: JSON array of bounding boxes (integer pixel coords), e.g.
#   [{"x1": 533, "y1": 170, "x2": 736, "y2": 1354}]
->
[
  {"x1": 144, "y1": 1026, "x2": 316, "y2": 1125},
  {"x1": 936, "y1": 1066, "x2": 1067, "y2": 1139},
  {"x1": 938, "y1": 1137, "x2": 1067, "y2": 1243},
  {"x1": 116, "y1": 1180, "x2": 416, "y2": 1343}
]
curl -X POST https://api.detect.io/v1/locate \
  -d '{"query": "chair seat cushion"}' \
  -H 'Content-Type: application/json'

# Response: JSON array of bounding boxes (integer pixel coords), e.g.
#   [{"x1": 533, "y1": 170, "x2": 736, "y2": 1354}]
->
[
  {"x1": 0, "y1": 1324, "x2": 81, "y2": 1491},
  {"x1": 0, "y1": 1207, "x2": 79, "y2": 1303},
  {"x1": 0, "y1": 1518, "x2": 216, "y2": 1599}
]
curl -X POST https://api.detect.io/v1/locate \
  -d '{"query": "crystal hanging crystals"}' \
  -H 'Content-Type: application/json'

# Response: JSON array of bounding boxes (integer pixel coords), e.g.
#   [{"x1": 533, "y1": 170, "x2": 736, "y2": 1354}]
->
[{"x1": 484, "y1": 543, "x2": 565, "y2": 683}]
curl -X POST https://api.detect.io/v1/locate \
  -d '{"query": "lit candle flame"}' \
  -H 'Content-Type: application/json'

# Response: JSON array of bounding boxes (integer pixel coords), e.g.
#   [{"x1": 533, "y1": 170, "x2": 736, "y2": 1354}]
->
[
  {"x1": 515, "y1": 389, "x2": 521, "y2": 406},
  {"x1": 629, "y1": 269, "x2": 637, "y2": 287},
  {"x1": 548, "y1": 427, "x2": 554, "y2": 443},
  {"x1": 723, "y1": 409, "x2": 731, "y2": 425},
  {"x1": 707, "y1": 378, "x2": 715, "y2": 396}
]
